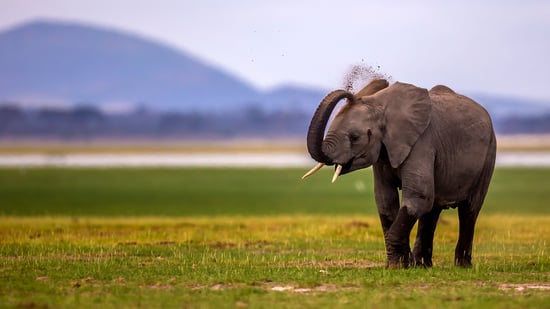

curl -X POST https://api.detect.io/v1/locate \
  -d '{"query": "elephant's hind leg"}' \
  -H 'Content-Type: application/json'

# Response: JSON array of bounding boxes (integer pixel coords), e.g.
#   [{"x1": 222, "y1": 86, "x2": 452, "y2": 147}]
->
[
  {"x1": 413, "y1": 207, "x2": 442, "y2": 267},
  {"x1": 455, "y1": 203, "x2": 480, "y2": 267},
  {"x1": 455, "y1": 139, "x2": 495, "y2": 268}
]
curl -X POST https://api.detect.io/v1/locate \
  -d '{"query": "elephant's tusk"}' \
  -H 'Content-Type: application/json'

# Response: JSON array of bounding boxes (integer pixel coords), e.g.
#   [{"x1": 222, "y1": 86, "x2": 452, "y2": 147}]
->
[
  {"x1": 332, "y1": 165, "x2": 343, "y2": 183},
  {"x1": 301, "y1": 163, "x2": 325, "y2": 179}
]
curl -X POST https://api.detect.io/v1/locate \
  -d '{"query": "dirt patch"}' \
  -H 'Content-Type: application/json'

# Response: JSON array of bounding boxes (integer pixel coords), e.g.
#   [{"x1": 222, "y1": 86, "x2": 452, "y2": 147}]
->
[
  {"x1": 346, "y1": 221, "x2": 370, "y2": 228},
  {"x1": 270, "y1": 284, "x2": 358, "y2": 294},
  {"x1": 190, "y1": 280, "x2": 550, "y2": 294},
  {"x1": 72, "y1": 277, "x2": 97, "y2": 288},
  {"x1": 284, "y1": 260, "x2": 383, "y2": 269},
  {"x1": 148, "y1": 277, "x2": 177, "y2": 290},
  {"x1": 112, "y1": 277, "x2": 126, "y2": 284},
  {"x1": 191, "y1": 282, "x2": 358, "y2": 294},
  {"x1": 244, "y1": 240, "x2": 274, "y2": 248},
  {"x1": 498, "y1": 283, "x2": 550, "y2": 292},
  {"x1": 16, "y1": 302, "x2": 49, "y2": 309},
  {"x1": 116, "y1": 241, "x2": 177, "y2": 246},
  {"x1": 148, "y1": 283, "x2": 173, "y2": 290},
  {"x1": 156, "y1": 241, "x2": 176, "y2": 246},
  {"x1": 190, "y1": 283, "x2": 243, "y2": 291},
  {"x1": 209, "y1": 241, "x2": 237, "y2": 249}
]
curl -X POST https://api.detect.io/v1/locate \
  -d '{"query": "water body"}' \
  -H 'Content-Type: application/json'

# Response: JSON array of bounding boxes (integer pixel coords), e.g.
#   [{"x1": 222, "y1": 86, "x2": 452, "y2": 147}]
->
[{"x1": 0, "y1": 152, "x2": 549, "y2": 168}]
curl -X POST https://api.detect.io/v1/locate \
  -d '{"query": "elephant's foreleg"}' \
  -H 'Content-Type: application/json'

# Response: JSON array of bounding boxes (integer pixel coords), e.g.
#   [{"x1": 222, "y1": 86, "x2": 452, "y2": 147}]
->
[
  {"x1": 376, "y1": 190, "x2": 399, "y2": 238},
  {"x1": 455, "y1": 204, "x2": 480, "y2": 267},
  {"x1": 413, "y1": 207, "x2": 442, "y2": 267},
  {"x1": 373, "y1": 166, "x2": 400, "y2": 251},
  {"x1": 385, "y1": 206, "x2": 418, "y2": 268},
  {"x1": 387, "y1": 175, "x2": 434, "y2": 268}
]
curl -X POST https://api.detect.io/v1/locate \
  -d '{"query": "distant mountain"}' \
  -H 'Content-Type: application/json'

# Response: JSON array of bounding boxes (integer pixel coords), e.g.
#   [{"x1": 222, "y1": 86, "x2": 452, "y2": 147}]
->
[
  {"x1": 469, "y1": 94, "x2": 550, "y2": 118},
  {"x1": 258, "y1": 85, "x2": 326, "y2": 112},
  {"x1": 0, "y1": 20, "x2": 261, "y2": 112},
  {"x1": 495, "y1": 114, "x2": 550, "y2": 134},
  {"x1": 1, "y1": 20, "x2": 549, "y2": 129}
]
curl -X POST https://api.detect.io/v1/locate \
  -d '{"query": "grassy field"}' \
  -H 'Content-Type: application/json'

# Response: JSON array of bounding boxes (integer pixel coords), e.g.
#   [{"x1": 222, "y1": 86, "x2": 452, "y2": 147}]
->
[
  {"x1": 1, "y1": 167, "x2": 549, "y2": 216},
  {"x1": 1, "y1": 167, "x2": 549, "y2": 308}
]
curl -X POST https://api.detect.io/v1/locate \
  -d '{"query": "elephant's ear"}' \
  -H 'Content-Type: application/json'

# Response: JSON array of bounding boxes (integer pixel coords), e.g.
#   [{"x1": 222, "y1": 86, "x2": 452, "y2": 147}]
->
[{"x1": 381, "y1": 82, "x2": 432, "y2": 168}]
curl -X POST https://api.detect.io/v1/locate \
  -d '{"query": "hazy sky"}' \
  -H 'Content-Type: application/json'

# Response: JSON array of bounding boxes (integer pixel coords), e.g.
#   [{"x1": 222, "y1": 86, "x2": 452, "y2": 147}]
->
[{"x1": 1, "y1": 0, "x2": 550, "y2": 101}]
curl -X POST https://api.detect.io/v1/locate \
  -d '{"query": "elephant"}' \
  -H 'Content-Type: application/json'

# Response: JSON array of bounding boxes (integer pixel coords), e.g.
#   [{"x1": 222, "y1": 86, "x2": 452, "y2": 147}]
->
[{"x1": 302, "y1": 79, "x2": 496, "y2": 268}]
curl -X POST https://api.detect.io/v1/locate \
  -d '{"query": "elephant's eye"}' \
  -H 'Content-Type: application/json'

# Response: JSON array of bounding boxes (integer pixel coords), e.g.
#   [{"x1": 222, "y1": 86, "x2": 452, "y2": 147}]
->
[{"x1": 349, "y1": 132, "x2": 360, "y2": 143}]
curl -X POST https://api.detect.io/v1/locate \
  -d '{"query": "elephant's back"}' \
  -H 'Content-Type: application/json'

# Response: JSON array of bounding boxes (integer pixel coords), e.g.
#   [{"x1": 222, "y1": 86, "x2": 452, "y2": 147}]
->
[
  {"x1": 429, "y1": 90, "x2": 493, "y2": 133},
  {"x1": 428, "y1": 90, "x2": 496, "y2": 201}
]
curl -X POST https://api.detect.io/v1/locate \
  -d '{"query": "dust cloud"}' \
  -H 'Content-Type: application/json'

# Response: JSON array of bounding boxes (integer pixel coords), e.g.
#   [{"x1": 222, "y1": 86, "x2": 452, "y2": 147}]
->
[{"x1": 342, "y1": 63, "x2": 392, "y2": 93}]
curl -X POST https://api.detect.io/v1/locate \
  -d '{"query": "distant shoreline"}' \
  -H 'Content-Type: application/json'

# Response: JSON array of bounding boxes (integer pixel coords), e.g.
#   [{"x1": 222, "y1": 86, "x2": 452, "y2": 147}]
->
[
  {"x1": 497, "y1": 134, "x2": 550, "y2": 151},
  {"x1": 0, "y1": 151, "x2": 549, "y2": 168},
  {"x1": 1, "y1": 134, "x2": 550, "y2": 154}
]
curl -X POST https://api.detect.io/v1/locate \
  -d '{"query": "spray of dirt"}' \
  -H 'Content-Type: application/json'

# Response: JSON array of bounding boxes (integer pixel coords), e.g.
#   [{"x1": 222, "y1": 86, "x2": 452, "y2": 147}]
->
[{"x1": 342, "y1": 62, "x2": 393, "y2": 93}]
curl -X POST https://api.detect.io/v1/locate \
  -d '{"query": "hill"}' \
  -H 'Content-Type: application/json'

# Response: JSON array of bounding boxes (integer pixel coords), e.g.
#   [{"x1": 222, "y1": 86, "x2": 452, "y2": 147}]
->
[
  {"x1": 0, "y1": 20, "x2": 262, "y2": 112},
  {"x1": 470, "y1": 94, "x2": 550, "y2": 118},
  {"x1": 0, "y1": 20, "x2": 549, "y2": 137}
]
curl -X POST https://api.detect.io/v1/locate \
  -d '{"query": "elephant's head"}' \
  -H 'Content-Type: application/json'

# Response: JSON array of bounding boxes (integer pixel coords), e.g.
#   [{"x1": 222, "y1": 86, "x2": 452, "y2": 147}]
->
[{"x1": 303, "y1": 79, "x2": 432, "y2": 182}]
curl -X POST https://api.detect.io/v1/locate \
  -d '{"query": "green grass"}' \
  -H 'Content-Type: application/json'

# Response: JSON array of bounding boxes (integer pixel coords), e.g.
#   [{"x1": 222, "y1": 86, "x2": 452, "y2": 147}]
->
[
  {"x1": 1, "y1": 216, "x2": 549, "y2": 308},
  {"x1": 1, "y1": 167, "x2": 549, "y2": 216},
  {"x1": 0, "y1": 167, "x2": 549, "y2": 308}
]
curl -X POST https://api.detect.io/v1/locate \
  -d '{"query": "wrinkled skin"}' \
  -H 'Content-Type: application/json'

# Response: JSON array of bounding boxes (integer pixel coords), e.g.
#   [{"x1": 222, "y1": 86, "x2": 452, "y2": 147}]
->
[{"x1": 305, "y1": 79, "x2": 496, "y2": 268}]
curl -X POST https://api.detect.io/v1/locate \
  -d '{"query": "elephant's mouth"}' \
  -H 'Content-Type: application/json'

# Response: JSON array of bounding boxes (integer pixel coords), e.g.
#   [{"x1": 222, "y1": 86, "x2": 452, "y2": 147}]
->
[
  {"x1": 337, "y1": 160, "x2": 354, "y2": 175},
  {"x1": 333, "y1": 152, "x2": 373, "y2": 180},
  {"x1": 302, "y1": 152, "x2": 371, "y2": 183},
  {"x1": 329, "y1": 157, "x2": 361, "y2": 183}
]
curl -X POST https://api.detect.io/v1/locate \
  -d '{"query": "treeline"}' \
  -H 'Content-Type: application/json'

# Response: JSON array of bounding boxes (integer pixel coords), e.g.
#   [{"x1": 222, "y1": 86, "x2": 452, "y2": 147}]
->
[
  {"x1": 496, "y1": 114, "x2": 550, "y2": 134},
  {"x1": 0, "y1": 104, "x2": 310, "y2": 139},
  {"x1": 1, "y1": 103, "x2": 549, "y2": 140}
]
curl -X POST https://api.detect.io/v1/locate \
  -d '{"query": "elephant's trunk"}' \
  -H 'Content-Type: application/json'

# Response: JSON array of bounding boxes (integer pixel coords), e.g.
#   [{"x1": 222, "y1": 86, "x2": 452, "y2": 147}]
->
[{"x1": 306, "y1": 90, "x2": 355, "y2": 163}]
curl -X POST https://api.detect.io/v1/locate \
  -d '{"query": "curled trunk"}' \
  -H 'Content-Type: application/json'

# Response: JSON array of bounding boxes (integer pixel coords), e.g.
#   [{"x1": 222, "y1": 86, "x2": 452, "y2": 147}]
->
[{"x1": 306, "y1": 90, "x2": 355, "y2": 163}]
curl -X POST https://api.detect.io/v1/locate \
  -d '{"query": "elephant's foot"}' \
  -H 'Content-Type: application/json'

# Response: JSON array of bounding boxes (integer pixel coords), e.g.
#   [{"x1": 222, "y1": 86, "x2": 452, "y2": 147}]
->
[
  {"x1": 413, "y1": 257, "x2": 433, "y2": 268},
  {"x1": 386, "y1": 248, "x2": 412, "y2": 269},
  {"x1": 385, "y1": 207, "x2": 417, "y2": 269},
  {"x1": 454, "y1": 256, "x2": 473, "y2": 268},
  {"x1": 455, "y1": 248, "x2": 473, "y2": 267},
  {"x1": 413, "y1": 249, "x2": 433, "y2": 267}
]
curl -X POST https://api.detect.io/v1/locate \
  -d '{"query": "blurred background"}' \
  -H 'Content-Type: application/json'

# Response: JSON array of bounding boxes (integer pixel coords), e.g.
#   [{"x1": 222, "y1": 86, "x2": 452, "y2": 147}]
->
[{"x1": 0, "y1": 1, "x2": 549, "y2": 161}]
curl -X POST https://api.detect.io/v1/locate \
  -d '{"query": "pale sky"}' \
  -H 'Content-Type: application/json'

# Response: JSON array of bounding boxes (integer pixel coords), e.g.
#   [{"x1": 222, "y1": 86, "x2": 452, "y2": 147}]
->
[{"x1": 1, "y1": 0, "x2": 550, "y2": 102}]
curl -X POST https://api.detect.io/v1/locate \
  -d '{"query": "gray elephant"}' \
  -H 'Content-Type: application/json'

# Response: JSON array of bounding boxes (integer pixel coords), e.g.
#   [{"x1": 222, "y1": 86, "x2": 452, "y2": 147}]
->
[{"x1": 303, "y1": 79, "x2": 496, "y2": 268}]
